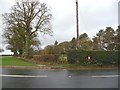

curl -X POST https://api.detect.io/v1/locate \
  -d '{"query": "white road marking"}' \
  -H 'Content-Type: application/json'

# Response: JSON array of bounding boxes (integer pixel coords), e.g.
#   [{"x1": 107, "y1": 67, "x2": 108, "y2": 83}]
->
[
  {"x1": 0, "y1": 74, "x2": 48, "y2": 78},
  {"x1": 92, "y1": 75, "x2": 119, "y2": 78},
  {"x1": 0, "y1": 74, "x2": 119, "y2": 78}
]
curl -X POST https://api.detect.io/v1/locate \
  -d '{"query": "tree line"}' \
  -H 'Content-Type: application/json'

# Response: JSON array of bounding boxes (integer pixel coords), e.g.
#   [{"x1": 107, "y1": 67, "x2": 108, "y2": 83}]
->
[
  {"x1": 41, "y1": 26, "x2": 120, "y2": 55},
  {"x1": 2, "y1": 0, "x2": 120, "y2": 58}
]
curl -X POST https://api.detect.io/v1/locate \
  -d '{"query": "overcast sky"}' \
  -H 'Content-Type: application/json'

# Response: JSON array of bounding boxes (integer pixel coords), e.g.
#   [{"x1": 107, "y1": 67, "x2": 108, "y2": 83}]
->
[{"x1": 0, "y1": 0, "x2": 119, "y2": 54}]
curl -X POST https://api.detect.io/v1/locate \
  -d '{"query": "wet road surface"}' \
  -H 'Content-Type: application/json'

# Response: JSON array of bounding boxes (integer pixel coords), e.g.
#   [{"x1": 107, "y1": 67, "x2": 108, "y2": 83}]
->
[{"x1": 1, "y1": 69, "x2": 118, "y2": 88}]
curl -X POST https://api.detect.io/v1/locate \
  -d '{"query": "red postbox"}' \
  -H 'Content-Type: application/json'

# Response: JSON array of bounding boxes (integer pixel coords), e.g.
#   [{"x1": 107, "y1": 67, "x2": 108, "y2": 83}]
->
[{"x1": 88, "y1": 53, "x2": 91, "y2": 60}]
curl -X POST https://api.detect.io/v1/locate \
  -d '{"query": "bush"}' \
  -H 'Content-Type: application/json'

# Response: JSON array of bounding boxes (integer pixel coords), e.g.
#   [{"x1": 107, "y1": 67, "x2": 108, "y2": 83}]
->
[
  {"x1": 33, "y1": 54, "x2": 60, "y2": 63},
  {"x1": 67, "y1": 50, "x2": 119, "y2": 65},
  {"x1": 58, "y1": 54, "x2": 68, "y2": 64},
  {"x1": 67, "y1": 50, "x2": 79, "y2": 64}
]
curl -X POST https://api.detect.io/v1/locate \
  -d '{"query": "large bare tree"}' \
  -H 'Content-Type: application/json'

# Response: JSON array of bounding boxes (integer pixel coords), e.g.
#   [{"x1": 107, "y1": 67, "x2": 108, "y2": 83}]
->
[{"x1": 3, "y1": 0, "x2": 53, "y2": 58}]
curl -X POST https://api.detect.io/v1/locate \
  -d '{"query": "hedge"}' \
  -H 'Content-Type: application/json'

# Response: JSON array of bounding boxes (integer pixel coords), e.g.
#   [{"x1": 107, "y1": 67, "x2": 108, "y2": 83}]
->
[
  {"x1": 33, "y1": 54, "x2": 60, "y2": 63},
  {"x1": 67, "y1": 50, "x2": 119, "y2": 65}
]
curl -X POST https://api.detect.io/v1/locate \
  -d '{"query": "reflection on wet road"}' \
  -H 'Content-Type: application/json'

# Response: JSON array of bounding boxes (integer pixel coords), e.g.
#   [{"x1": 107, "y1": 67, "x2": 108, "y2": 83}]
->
[{"x1": 2, "y1": 69, "x2": 118, "y2": 88}]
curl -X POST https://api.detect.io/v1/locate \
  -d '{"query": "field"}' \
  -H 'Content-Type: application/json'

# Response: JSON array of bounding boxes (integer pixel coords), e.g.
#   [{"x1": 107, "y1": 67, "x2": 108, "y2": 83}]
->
[{"x1": 0, "y1": 56, "x2": 36, "y2": 66}]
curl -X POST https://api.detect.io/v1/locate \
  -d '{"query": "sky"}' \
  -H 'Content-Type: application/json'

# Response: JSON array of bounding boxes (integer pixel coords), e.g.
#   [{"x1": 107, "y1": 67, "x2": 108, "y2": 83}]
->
[{"x1": 0, "y1": 0, "x2": 119, "y2": 54}]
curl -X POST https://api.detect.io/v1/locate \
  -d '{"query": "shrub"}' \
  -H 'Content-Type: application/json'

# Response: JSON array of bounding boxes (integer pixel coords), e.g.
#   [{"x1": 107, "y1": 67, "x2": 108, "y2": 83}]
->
[
  {"x1": 33, "y1": 54, "x2": 60, "y2": 63},
  {"x1": 33, "y1": 55, "x2": 41, "y2": 63},
  {"x1": 58, "y1": 54, "x2": 68, "y2": 64}
]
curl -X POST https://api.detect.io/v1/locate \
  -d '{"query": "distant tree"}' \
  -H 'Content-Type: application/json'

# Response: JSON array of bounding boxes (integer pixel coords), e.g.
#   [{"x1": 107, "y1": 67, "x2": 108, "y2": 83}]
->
[
  {"x1": 71, "y1": 37, "x2": 76, "y2": 42},
  {"x1": 92, "y1": 36, "x2": 99, "y2": 50},
  {"x1": 79, "y1": 33, "x2": 92, "y2": 50},
  {"x1": 114, "y1": 26, "x2": 120, "y2": 50},
  {"x1": 43, "y1": 45, "x2": 54, "y2": 54},
  {"x1": 58, "y1": 41, "x2": 71, "y2": 53},
  {"x1": 92, "y1": 27, "x2": 117, "y2": 51},
  {"x1": 79, "y1": 33, "x2": 88, "y2": 39},
  {"x1": 0, "y1": 48, "x2": 4, "y2": 53},
  {"x1": 54, "y1": 41, "x2": 58, "y2": 46},
  {"x1": 70, "y1": 37, "x2": 77, "y2": 49},
  {"x1": 102, "y1": 27, "x2": 115, "y2": 50},
  {"x1": 96, "y1": 29, "x2": 104, "y2": 50}
]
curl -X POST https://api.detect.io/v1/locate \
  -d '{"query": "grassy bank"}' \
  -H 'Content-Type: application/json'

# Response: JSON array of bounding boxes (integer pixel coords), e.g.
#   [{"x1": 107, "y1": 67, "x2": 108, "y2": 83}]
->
[
  {"x1": 33, "y1": 61, "x2": 118, "y2": 70},
  {"x1": 0, "y1": 56, "x2": 36, "y2": 66},
  {"x1": 62, "y1": 64, "x2": 118, "y2": 70},
  {"x1": 0, "y1": 56, "x2": 118, "y2": 70}
]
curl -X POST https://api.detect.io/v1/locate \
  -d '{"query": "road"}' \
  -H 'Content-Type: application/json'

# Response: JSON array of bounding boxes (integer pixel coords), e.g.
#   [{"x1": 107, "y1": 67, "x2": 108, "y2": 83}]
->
[{"x1": 1, "y1": 69, "x2": 118, "y2": 88}]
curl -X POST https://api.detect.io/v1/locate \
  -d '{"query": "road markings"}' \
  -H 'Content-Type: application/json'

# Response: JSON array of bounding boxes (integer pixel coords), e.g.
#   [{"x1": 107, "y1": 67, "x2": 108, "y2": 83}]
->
[
  {"x1": 0, "y1": 74, "x2": 48, "y2": 78},
  {"x1": 68, "y1": 76, "x2": 71, "y2": 78},
  {"x1": 91, "y1": 75, "x2": 119, "y2": 78},
  {"x1": 0, "y1": 74, "x2": 119, "y2": 78}
]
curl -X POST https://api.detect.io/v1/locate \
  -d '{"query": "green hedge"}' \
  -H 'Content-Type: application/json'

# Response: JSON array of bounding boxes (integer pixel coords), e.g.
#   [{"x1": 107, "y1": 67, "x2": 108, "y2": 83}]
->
[{"x1": 67, "y1": 50, "x2": 119, "y2": 65}]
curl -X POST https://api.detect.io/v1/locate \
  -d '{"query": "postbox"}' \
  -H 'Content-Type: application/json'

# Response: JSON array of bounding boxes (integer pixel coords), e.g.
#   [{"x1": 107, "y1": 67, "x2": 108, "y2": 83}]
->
[{"x1": 88, "y1": 54, "x2": 91, "y2": 60}]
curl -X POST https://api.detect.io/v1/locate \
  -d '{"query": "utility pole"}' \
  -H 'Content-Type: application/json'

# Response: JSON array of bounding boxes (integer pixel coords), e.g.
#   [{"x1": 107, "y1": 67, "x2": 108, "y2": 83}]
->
[{"x1": 76, "y1": 0, "x2": 80, "y2": 48}]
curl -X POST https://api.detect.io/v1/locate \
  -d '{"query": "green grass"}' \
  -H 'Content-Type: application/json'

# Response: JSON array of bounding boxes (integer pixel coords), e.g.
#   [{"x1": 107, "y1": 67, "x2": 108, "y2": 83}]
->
[
  {"x1": 0, "y1": 56, "x2": 117, "y2": 70},
  {"x1": 0, "y1": 56, "x2": 36, "y2": 66}
]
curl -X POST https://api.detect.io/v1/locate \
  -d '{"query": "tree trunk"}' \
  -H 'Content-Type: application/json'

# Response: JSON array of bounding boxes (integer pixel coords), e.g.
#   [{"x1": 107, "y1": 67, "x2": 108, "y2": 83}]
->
[
  {"x1": 24, "y1": 33, "x2": 30, "y2": 58},
  {"x1": 19, "y1": 49, "x2": 23, "y2": 55},
  {"x1": 13, "y1": 49, "x2": 18, "y2": 56}
]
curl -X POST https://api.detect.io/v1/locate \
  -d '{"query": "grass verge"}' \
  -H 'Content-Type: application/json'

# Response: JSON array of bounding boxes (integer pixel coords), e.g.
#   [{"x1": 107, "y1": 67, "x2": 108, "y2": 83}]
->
[
  {"x1": 0, "y1": 56, "x2": 118, "y2": 70},
  {"x1": 0, "y1": 56, "x2": 36, "y2": 66}
]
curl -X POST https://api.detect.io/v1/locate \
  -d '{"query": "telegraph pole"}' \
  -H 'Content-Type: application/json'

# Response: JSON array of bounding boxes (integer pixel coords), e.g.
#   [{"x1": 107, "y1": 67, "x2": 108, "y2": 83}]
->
[{"x1": 76, "y1": 0, "x2": 80, "y2": 48}]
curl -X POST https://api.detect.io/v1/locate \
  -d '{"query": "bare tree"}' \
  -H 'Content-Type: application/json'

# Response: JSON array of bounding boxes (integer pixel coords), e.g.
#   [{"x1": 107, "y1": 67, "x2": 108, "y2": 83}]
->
[{"x1": 3, "y1": 0, "x2": 53, "y2": 58}]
